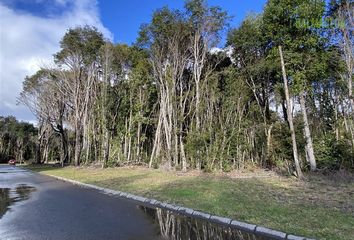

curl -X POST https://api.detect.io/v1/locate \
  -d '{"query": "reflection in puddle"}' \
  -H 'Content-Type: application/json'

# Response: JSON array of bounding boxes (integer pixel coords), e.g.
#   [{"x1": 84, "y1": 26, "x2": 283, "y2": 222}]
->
[
  {"x1": 0, "y1": 184, "x2": 36, "y2": 219},
  {"x1": 139, "y1": 206, "x2": 257, "y2": 240}
]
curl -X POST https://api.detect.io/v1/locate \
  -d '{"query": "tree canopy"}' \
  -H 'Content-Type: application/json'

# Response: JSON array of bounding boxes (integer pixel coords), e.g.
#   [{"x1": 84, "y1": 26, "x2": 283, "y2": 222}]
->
[{"x1": 15, "y1": 0, "x2": 353, "y2": 174}]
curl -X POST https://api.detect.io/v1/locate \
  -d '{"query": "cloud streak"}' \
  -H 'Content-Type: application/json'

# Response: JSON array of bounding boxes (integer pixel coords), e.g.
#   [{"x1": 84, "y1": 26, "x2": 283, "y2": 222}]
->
[{"x1": 0, "y1": 0, "x2": 112, "y2": 123}]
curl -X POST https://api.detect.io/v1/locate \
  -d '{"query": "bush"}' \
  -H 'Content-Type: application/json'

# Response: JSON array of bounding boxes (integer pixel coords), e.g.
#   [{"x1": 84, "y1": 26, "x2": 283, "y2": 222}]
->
[{"x1": 314, "y1": 135, "x2": 354, "y2": 170}]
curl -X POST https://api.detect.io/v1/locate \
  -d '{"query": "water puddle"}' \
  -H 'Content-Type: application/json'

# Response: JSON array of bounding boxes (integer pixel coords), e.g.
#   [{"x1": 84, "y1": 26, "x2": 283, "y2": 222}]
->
[
  {"x1": 0, "y1": 184, "x2": 36, "y2": 219},
  {"x1": 139, "y1": 206, "x2": 259, "y2": 240}
]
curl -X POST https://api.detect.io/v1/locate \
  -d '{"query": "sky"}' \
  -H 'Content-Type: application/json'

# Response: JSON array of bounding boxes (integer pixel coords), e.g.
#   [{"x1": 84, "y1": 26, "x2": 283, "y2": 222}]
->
[{"x1": 0, "y1": 0, "x2": 266, "y2": 124}]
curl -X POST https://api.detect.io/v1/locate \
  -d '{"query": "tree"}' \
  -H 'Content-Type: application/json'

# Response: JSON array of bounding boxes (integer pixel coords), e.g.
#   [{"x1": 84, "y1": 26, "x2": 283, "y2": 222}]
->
[
  {"x1": 329, "y1": 0, "x2": 353, "y2": 111},
  {"x1": 20, "y1": 70, "x2": 67, "y2": 165},
  {"x1": 263, "y1": 0, "x2": 327, "y2": 174},
  {"x1": 227, "y1": 14, "x2": 277, "y2": 166},
  {"x1": 17, "y1": 1, "x2": 354, "y2": 172},
  {"x1": 328, "y1": 0, "x2": 354, "y2": 153},
  {"x1": 139, "y1": 7, "x2": 192, "y2": 170},
  {"x1": 0, "y1": 116, "x2": 37, "y2": 163},
  {"x1": 185, "y1": 0, "x2": 228, "y2": 169},
  {"x1": 54, "y1": 26, "x2": 104, "y2": 166}
]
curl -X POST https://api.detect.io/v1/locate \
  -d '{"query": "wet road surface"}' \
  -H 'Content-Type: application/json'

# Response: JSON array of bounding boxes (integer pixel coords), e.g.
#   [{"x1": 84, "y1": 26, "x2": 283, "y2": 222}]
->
[{"x1": 0, "y1": 165, "x2": 161, "y2": 240}]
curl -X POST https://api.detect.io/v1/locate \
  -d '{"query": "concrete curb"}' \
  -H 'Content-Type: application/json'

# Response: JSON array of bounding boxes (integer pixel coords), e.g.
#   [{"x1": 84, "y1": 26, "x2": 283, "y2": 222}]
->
[{"x1": 29, "y1": 169, "x2": 314, "y2": 240}]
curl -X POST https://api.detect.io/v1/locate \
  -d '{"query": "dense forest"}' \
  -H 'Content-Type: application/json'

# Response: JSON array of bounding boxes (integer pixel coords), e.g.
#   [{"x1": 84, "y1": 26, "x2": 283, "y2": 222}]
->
[{"x1": 8, "y1": 0, "x2": 352, "y2": 176}]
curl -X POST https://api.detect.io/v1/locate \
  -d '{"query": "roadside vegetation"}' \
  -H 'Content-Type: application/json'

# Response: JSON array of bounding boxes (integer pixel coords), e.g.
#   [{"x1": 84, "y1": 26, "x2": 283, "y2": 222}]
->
[
  {"x1": 26, "y1": 164, "x2": 354, "y2": 240},
  {"x1": 1, "y1": 0, "x2": 353, "y2": 239},
  {"x1": 7, "y1": 0, "x2": 352, "y2": 176}
]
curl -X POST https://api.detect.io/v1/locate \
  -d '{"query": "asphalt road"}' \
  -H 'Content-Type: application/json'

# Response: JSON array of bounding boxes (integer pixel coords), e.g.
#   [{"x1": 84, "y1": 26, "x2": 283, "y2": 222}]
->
[{"x1": 0, "y1": 165, "x2": 162, "y2": 240}]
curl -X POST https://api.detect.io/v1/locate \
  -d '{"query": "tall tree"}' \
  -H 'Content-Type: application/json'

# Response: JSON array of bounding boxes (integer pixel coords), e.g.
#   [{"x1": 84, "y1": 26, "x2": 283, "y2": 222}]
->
[
  {"x1": 20, "y1": 70, "x2": 68, "y2": 165},
  {"x1": 185, "y1": 0, "x2": 228, "y2": 169},
  {"x1": 329, "y1": 0, "x2": 354, "y2": 151},
  {"x1": 54, "y1": 26, "x2": 104, "y2": 166},
  {"x1": 139, "y1": 7, "x2": 192, "y2": 169},
  {"x1": 263, "y1": 0, "x2": 327, "y2": 174},
  {"x1": 227, "y1": 14, "x2": 277, "y2": 166}
]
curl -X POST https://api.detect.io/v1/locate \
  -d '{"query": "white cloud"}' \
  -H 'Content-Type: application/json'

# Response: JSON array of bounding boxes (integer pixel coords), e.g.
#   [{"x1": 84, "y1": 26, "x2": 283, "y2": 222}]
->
[{"x1": 0, "y1": 0, "x2": 112, "y2": 123}]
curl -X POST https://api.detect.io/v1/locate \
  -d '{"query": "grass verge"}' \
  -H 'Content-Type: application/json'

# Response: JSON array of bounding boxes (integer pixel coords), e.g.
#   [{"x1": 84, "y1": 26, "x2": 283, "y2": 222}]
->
[{"x1": 25, "y1": 164, "x2": 354, "y2": 240}]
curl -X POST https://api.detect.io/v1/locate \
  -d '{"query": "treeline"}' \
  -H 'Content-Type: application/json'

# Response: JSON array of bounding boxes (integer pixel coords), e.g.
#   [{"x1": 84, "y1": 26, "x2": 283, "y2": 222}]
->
[
  {"x1": 0, "y1": 116, "x2": 37, "y2": 163},
  {"x1": 19, "y1": 0, "x2": 353, "y2": 175}
]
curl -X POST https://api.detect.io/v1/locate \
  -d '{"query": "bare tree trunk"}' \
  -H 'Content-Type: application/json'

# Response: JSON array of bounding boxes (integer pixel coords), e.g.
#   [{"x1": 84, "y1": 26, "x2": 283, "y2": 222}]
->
[
  {"x1": 84, "y1": 118, "x2": 91, "y2": 164},
  {"x1": 100, "y1": 42, "x2": 113, "y2": 167},
  {"x1": 136, "y1": 87, "x2": 143, "y2": 163},
  {"x1": 44, "y1": 140, "x2": 49, "y2": 163},
  {"x1": 299, "y1": 91, "x2": 316, "y2": 171},
  {"x1": 136, "y1": 121, "x2": 141, "y2": 163},
  {"x1": 180, "y1": 133, "x2": 187, "y2": 172},
  {"x1": 195, "y1": 80, "x2": 201, "y2": 130},
  {"x1": 61, "y1": 133, "x2": 68, "y2": 167},
  {"x1": 74, "y1": 120, "x2": 81, "y2": 166},
  {"x1": 127, "y1": 107, "x2": 133, "y2": 163},
  {"x1": 279, "y1": 45, "x2": 303, "y2": 178},
  {"x1": 36, "y1": 127, "x2": 43, "y2": 164},
  {"x1": 102, "y1": 129, "x2": 110, "y2": 166},
  {"x1": 193, "y1": 33, "x2": 202, "y2": 131},
  {"x1": 338, "y1": 2, "x2": 354, "y2": 155},
  {"x1": 57, "y1": 124, "x2": 68, "y2": 167},
  {"x1": 35, "y1": 141, "x2": 41, "y2": 164},
  {"x1": 149, "y1": 111, "x2": 163, "y2": 168},
  {"x1": 340, "y1": 1, "x2": 354, "y2": 112},
  {"x1": 334, "y1": 93, "x2": 340, "y2": 141},
  {"x1": 266, "y1": 125, "x2": 273, "y2": 165},
  {"x1": 123, "y1": 117, "x2": 128, "y2": 159},
  {"x1": 192, "y1": 33, "x2": 205, "y2": 171},
  {"x1": 349, "y1": 74, "x2": 354, "y2": 112}
]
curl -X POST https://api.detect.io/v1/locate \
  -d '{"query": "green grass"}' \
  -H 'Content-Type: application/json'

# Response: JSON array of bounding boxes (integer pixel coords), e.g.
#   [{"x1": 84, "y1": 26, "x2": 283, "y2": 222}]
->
[{"x1": 25, "y1": 164, "x2": 354, "y2": 240}]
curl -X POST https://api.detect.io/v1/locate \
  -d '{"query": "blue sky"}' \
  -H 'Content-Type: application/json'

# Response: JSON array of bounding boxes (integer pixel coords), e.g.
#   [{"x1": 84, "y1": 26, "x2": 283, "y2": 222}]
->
[
  {"x1": 99, "y1": 0, "x2": 266, "y2": 45},
  {"x1": 0, "y1": 0, "x2": 266, "y2": 123}
]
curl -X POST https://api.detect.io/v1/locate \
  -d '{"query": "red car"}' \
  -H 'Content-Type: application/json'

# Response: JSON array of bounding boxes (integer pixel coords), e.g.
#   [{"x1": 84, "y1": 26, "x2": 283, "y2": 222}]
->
[{"x1": 8, "y1": 159, "x2": 16, "y2": 165}]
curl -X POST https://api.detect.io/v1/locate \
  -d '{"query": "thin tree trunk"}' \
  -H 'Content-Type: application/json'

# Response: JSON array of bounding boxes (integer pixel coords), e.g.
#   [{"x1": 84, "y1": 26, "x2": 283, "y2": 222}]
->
[
  {"x1": 44, "y1": 141, "x2": 49, "y2": 163},
  {"x1": 334, "y1": 93, "x2": 340, "y2": 141},
  {"x1": 149, "y1": 111, "x2": 163, "y2": 168},
  {"x1": 58, "y1": 125, "x2": 68, "y2": 167},
  {"x1": 102, "y1": 129, "x2": 110, "y2": 166},
  {"x1": 36, "y1": 123, "x2": 46, "y2": 164},
  {"x1": 123, "y1": 117, "x2": 128, "y2": 159},
  {"x1": 195, "y1": 81, "x2": 201, "y2": 130},
  {"x1": 279, "y1": 45, "x2": 303, "y2": 178},
  {"x1": 127, "y1": 107, "x2": 132, "y2": 163},
  {"x1": 74, "y1": 120, "x2": 81, "y2": 166},
  {"x1": 348, "y1": 74, "x2": 353, "y2": 112},
  {"x1": 266, "y1": 125, "x2": 273, "y2": 166},
  {"x1": 84, "y1": 118, "x2": 91, "y2": 164},
  {"x1": 299, "y1": 91, "x2": 316, "y2": 171},
  {"x1": 136, "y1": 121, "x2": 141, "y2": 163},
  {"x1": 101, "y1": 42, "x2": 112, "y2": 167},
  {"x1": 36, "y1": 134, "x2": 42, "y2": 164},
  {"x1": 180, "y1": 133, "x2": 187, "y2": 172}
]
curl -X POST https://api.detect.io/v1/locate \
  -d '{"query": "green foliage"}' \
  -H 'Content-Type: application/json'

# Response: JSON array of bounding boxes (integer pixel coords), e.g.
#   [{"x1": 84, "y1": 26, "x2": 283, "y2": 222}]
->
[
  {"x1": 185, "y1": 0, "x2": 229, "y2": 36},
  {"x1": 55, "y1": 25, "x2": 104, "y2": 65},
  {"x1": 17, "y1": 0, "x2": 354, "y2": 173},
  {"x1": 0, "y1": 116, "x2": 37, "y2": 163},
  {"x1": 263, "y1": 0, "x2": 329, "y2": 94},
  {"x1": 314, "y1": 134, "x2": 354, "y2": 170}
]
